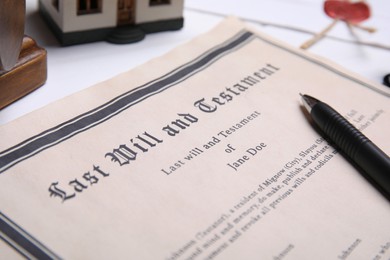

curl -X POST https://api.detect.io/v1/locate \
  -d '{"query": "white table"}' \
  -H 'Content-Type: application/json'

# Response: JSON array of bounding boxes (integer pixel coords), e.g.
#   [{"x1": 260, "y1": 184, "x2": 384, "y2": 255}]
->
[{"x1": 1, "y1": 0, "x2": 389, "y2": 125}]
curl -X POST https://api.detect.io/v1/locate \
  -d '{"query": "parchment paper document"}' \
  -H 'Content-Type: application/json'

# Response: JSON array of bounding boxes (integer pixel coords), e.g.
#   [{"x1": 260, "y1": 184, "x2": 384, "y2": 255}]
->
[{"x1": 1, "y1": 17, "x2": 390, "y2": 259}]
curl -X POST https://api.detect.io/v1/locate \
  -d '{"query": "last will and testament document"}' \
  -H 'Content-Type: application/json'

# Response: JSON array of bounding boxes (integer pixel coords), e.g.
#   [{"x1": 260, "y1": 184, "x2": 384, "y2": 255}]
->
[{"x1": 1, "y1": 17, "x2": 389, "y2": 259}]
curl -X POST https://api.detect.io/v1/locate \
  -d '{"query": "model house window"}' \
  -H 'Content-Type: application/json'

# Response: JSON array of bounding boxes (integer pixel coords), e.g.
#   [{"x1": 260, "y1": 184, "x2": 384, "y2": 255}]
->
[
  {"x1": 149, "y1": 0, "x2": 171, "y2": 6},
  {"x1": 52, "y1": 0, "x2": 59, "y2": 10},
  {"x1": 78, "y1": 0, "x2": 102, "y2": 15}
]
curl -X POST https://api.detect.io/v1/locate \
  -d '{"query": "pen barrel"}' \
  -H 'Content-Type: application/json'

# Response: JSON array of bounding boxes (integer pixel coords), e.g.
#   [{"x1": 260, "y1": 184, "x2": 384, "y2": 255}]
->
[{"x1": 312, "y1": 103, "x2": 390, "y2": 195}]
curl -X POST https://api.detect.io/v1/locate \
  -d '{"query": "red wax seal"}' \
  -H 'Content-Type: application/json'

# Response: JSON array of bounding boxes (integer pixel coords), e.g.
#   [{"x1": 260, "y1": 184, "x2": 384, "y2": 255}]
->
[{"x1": 324, "y1": 0, "x2": 370, "y2": 24}]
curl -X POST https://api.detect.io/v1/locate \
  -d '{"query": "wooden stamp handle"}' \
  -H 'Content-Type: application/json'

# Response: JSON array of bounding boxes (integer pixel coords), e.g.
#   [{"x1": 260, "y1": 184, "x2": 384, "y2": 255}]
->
[{"x1": 0, "y1": 0, "x2": 26, "y2": 71}]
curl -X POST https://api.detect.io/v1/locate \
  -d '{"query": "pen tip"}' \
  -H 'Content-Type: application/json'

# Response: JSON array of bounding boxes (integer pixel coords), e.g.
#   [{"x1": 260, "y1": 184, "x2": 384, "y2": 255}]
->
[{"x1": 300, "y1": 94, "x2": 318, "y2": 113}]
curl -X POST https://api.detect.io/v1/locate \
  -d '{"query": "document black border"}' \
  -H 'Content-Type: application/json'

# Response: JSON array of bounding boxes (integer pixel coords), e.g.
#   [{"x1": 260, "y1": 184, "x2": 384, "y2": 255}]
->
[{"x1": 0, "y1": 30, "x2": 254, "y2": 175}]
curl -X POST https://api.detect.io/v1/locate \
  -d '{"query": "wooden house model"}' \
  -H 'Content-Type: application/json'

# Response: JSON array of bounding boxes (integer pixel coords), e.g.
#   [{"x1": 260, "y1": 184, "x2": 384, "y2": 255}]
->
[{"x1": 39, "y1": 0, "x2": 184, "y2": 46}]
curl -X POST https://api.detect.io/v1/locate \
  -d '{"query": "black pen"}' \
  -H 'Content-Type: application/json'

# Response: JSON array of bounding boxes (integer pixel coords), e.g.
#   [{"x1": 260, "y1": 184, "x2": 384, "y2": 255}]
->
[{"x1": 300, "y1": 94, "x2": 390, "y2": 197}]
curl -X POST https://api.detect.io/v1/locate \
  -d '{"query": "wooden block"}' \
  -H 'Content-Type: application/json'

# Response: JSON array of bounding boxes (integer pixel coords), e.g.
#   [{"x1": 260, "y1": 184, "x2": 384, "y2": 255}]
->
[{"x1": 0, "y1": 36, "x2": 47, "y2": 109}]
